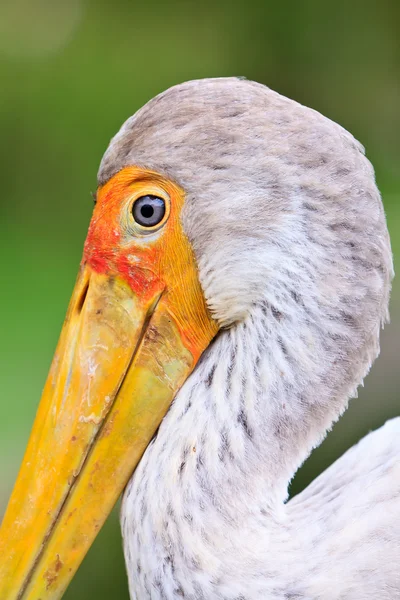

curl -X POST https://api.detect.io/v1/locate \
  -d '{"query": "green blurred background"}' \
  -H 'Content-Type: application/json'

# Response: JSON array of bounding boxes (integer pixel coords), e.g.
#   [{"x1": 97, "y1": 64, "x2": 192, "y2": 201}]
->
[{"x1": 0, "y1": 0, "x2": 398, "y2": 598}]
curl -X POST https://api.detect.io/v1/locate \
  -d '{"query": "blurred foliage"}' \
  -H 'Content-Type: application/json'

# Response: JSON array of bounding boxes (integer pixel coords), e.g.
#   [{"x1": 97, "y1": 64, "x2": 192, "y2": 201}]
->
[{"x1": 0, "y1": 0, "x2": 398, "y2": 598}]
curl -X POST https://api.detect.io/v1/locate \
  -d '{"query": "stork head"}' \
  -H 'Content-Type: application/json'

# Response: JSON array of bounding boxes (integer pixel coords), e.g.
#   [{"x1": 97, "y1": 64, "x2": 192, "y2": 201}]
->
[{"x1": 0, "y1": 78, "x2": 392, "y2": 599}]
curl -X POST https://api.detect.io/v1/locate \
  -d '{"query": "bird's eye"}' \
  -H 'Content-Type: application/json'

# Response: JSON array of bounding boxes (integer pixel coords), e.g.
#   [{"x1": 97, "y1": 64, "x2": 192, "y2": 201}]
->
[{"x1": 132, "y1": 195, "x2": 166, "y2": 228}]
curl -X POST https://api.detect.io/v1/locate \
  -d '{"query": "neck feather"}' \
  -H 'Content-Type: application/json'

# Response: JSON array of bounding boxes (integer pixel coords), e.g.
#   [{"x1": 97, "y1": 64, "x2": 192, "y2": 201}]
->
[{"x1": 121, "y1": 301, "x2": 380, "y2": 597}]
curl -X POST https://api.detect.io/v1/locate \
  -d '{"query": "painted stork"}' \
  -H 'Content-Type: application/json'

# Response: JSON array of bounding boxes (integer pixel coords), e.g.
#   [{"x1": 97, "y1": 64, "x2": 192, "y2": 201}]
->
[{"x1": 0, "y1": 78, "x2": 398, "y2": 600}]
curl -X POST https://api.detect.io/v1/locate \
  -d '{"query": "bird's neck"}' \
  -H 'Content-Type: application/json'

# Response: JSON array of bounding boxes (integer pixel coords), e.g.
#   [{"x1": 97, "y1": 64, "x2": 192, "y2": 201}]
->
[{"x1": 121, "y1": 305, "x2": 353, "y2": 596}]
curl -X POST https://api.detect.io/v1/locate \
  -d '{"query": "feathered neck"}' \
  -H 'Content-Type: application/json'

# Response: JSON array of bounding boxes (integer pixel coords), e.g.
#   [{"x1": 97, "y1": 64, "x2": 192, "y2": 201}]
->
[{"x1": 120, "y1": 300, "x2": 382, "y2": 598}]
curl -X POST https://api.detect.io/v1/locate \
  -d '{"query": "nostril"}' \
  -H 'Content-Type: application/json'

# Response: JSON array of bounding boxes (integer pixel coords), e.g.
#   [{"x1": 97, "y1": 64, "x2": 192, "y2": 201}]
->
[{"x1": 76, "y1": 281, "x2": 89, "y2": 314}]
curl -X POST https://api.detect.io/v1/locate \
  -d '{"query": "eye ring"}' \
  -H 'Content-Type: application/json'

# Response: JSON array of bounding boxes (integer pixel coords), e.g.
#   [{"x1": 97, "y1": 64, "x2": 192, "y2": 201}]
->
[{"x1": 131, "y1": 195, "x2": 167, "y2": 229}]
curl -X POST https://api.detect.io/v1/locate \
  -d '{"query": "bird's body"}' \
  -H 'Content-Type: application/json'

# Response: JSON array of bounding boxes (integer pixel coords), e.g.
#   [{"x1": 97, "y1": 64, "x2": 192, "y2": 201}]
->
[
  {"x1": 124, "y1": 415, "x2": 400, "y2": 599},
  {"x1": 101, "y1": 79, "x2": 398, "y2": 597},
  {"x1": 0, "y1": 78, "x2": 397, "y2": 600}
]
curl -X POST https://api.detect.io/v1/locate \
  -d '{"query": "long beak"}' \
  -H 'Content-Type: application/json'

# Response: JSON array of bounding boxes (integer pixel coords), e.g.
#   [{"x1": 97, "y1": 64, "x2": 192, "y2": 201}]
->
[{"x1": 0, "y1": 262, "x2": 212, "y2": 599}]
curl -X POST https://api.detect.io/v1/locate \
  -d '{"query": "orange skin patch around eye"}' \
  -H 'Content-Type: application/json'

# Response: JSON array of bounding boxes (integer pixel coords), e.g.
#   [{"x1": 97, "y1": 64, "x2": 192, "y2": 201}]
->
[{"x1": 84, "y1": 166, "x2": 218, "y2": 361}]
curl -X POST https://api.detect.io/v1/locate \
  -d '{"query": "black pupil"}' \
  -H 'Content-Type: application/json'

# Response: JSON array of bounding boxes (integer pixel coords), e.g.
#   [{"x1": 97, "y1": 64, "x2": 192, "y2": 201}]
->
[
  {"x1": 141, "y1": 204, "x2": 154, "y2": 219},
  {"x1": 133, "y1": 195, "x2": 165, "y2": 227}
]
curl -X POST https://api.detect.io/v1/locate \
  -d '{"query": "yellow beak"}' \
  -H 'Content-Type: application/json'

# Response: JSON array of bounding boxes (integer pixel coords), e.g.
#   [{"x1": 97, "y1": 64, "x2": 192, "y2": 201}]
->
[{"x1": 0, "y1": 259, "x2": 216, "y2": 598}]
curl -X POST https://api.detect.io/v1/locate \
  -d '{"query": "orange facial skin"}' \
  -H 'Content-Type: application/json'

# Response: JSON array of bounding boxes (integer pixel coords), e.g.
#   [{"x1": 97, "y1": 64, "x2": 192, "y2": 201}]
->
[{"x1": 85, "y1": 166, "x2": 217, "y2": 361}]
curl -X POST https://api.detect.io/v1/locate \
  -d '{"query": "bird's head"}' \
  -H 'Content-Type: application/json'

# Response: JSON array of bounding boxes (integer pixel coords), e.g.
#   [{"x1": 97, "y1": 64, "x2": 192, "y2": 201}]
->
[{"x1": 0, "y1": 78, "x2": 392, "y2": 599}]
